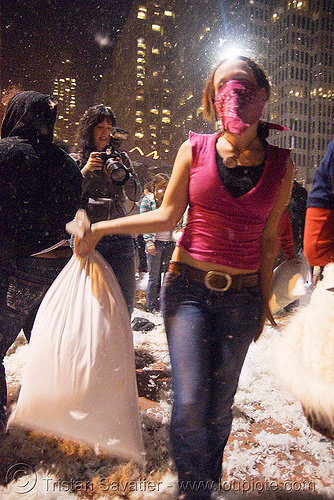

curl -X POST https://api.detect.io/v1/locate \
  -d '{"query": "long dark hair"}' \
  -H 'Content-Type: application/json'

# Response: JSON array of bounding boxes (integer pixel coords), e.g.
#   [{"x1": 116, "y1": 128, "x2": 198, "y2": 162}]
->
[{"x1": 75, "y1": 104, "x2": 116, "y2": 166}]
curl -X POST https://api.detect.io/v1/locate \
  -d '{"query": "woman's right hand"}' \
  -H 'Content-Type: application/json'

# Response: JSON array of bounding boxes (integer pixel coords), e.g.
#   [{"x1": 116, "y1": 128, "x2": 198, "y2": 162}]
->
[
  {"x1": 81, "y1": 152, "x2": 103, "y2": 177},
  {"x1": 73, "y1": 223, "x2": 103, "y2": 256}
]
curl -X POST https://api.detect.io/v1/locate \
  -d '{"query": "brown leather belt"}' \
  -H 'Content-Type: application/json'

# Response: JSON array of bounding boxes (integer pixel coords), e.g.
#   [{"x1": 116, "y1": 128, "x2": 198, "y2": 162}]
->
[{"x1": 168, "y1": 261, "x2": 259, "y2": 292}]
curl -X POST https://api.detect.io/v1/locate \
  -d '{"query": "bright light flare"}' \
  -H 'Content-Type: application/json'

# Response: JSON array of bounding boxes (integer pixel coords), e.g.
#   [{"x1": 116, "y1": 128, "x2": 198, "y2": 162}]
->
[{"x1": 219, "y1": 44, "x2": 244, "y2": 61}]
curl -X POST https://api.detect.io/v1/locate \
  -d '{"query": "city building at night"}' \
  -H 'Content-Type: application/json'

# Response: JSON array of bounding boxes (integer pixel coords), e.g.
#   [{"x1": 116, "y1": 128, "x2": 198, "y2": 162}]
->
[
  {"x1": 267, "y1": 0, "x2": 334, "y2": 185},
  {"x1": 95, "y1": 0, "x2": 334, "y2": 185},
  {"x1": 52, "y1": 59, "x2": 78, "y2": 148},
  {"x1": 96, "y1": 0, "x2": 176, "y2": 168}
]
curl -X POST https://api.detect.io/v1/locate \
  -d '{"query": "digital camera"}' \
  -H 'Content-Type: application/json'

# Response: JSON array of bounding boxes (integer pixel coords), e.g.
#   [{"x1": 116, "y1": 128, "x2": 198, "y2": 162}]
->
[{"x1": 99, "y1": 148, "x2": 130, "y2": 185}]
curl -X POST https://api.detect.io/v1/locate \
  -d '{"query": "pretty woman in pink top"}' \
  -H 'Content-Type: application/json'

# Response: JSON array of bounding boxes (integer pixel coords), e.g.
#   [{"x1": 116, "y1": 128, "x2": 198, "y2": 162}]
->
[{"x1": 74, "y1": 56, "x2": 294, "y2": 499}]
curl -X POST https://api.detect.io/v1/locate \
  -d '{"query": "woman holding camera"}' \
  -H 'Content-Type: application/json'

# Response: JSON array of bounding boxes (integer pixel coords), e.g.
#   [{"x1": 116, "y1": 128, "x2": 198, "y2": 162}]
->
[
  {"x1": 73, "y1": 58, "x2": 294, "y2": 498},
  {"x1": 73, "y1": 104, "x2": 142, "y2": 315}
]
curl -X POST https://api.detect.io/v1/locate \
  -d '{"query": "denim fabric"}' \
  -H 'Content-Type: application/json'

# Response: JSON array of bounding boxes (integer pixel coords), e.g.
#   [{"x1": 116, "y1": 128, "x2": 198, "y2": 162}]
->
[
  {"x1": 161, "y1": 272, "x2": 262, "y2": 498},
  {"x1": 135, "y1": 235, "x2": 147, "y2": 273},
  {"x1": 0, "y1": 256, "x2": 70, "y2": 425},
  {"x1": 145, "y1": 240, "x2": 175, "y2": 312},
  {"x1": 96, "y1": 234, "x2": 136, "y2": 316}
]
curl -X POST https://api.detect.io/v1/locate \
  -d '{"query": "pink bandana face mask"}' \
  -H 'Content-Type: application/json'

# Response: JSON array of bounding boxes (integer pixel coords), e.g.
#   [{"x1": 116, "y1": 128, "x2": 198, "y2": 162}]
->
[{"x1": 214, "y1": 79, "x2": 267, "y2": 135}]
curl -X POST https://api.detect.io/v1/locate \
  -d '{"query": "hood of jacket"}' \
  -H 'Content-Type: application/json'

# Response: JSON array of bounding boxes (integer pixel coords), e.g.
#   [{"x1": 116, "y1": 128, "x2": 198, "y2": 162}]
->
[{"x1": 1, "y1": 91, "x2": 57, "y2": 148}]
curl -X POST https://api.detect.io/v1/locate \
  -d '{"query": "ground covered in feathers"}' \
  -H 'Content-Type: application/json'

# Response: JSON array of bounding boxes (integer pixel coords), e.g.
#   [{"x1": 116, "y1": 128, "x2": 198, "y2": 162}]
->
[{"x1": 0, "y1": 299, "x2": 334, "y2": 499}]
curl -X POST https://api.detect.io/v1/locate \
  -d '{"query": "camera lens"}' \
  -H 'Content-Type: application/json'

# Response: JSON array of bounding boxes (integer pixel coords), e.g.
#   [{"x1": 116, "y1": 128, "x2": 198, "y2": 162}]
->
[
  {"x1": 110, "y1": 165, "x2": 127, "y2": 182},
  {"x1": 105, "y1": 159, "x2": 130, "y2": 185}
]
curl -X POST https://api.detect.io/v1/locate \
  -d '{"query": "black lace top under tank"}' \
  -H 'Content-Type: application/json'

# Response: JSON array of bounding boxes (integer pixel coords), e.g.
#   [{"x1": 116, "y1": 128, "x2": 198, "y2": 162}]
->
[{"x1": 216, "y1": 150, "x2": 265, "y2": 198}]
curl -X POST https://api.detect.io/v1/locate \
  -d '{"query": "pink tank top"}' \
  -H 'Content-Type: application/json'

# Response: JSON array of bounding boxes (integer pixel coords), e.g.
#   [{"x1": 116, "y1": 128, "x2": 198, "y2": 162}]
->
[{"x1": 177, "y1": 131, "x2": 290, "y2": 270}]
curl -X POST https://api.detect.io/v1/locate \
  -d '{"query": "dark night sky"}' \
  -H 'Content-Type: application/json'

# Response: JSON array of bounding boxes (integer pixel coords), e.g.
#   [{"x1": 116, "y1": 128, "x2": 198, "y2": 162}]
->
[{"x1": 1, "y1": 0, "x2": 134, "y2": 114}]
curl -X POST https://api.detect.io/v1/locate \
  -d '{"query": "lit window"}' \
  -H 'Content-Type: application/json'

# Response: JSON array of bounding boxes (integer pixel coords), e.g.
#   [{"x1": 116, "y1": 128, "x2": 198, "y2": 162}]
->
[
  {"x1": 162, "y1": 117, "x2": 170, "y2": 123},
  {"x1": 137, "y1": 50, "x2": 145, "y2": 57},
  {"x1": 136, "y1": 117, "x2": 143, "y2": 123},
  {"x1": 136, "y1": 111, "x2": 142, "y2": 116},
  {"x1": 152, "y1": 24, "x2": 161, "y2": 31},
  {"x1": 136, "y1": 95, "x2": 144, "y2": 101},
  {"x1": 149, "y1": 125, "x2": 157, "y2": 129},
  {"x1": 137, "y1": 58, "x2": 146, "y2": 63},
  {"x1": 164, "y1": 10, "x2": 173, "y2": 16},
  {"x1": 151, "y1": 133, "x2": 157, "y2": 137},
  {"x1": 196, "y1": 105, "x2": 204, "y2": 117},
  {"x1": 187, "y1": 115, "x2": 193, "y2": 121},
  {"x1": 137, "y1": 40, "x2": 146, "y2": 49},
  {"x1": 205, "y1": 27, "x2": 210, "y2": 32},
  {"x1": 152, "y1": 48, "x2": 160, "y2": 54},
  {"x1": 137, "y1": 80, "x2": 144, "y2": 86},
  {"x1": 152, "y1": 71, "x2": 158, "y2": 77},
  {"x1": 162, "y1": 109, "x2": 170, "y2": 115},
  {"x1": 135, "y1": 132, "x2": 144, "y2": 138},
  {"x1": 137, "y1": 73, "x2": 145, "y2": 78},
  {"x1": 137, "y1": 6, "x2": 147, "y2": 19},
  {"x1": 150, "y1": 108, "x2": 159, "y2": 114}
]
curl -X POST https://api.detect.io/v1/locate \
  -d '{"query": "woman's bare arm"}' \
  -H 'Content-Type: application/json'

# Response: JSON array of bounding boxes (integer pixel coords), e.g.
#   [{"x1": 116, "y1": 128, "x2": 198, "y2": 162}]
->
[{"x1": 255, "y1": 157, "x2": 295, "y2": 340}]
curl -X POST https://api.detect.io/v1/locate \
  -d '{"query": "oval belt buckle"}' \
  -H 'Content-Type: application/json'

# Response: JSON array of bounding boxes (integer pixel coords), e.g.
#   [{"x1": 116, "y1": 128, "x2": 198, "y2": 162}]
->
[{"x1": 204, "y1": 271, "x2": 232, "y2": 292}]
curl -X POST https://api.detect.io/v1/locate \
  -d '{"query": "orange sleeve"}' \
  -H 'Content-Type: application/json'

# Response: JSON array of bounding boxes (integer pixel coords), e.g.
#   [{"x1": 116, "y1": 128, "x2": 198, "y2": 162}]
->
[
  {"x1": 277, "y1": 207, "x2": 295, "y2": 260},
  {"x1": 303, "y1": 207, "x2": 334, "y2": 266}
]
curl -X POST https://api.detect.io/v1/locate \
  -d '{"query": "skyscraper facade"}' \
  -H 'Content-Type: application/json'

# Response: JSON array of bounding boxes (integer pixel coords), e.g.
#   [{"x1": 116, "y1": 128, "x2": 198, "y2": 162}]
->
[
  {"x1": 267, "y1": 0, "x2": 334, "y2": 185},
  {"x1": 96, "y1": 0, "x2": 176, "y2": 165},
  {"x1": 96, "y1": 0, "x2": 334, "y2": 185},
  {"x1": 52, "y1": 59, "x2": 78, "y2": 148}
]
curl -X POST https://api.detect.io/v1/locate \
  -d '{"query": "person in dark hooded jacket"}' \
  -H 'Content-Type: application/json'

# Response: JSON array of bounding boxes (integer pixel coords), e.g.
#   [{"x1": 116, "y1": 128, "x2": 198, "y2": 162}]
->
[{"x1": 0, "y1": 91, "x2": 82, "y2": 433}]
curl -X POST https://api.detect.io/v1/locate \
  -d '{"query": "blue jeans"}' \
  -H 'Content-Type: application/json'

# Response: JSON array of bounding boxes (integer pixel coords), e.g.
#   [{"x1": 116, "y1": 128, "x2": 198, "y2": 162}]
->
[
  {"x1": 145, "y1": 240, "x2": 175, "y2": 312},
  {"x1": 96, "y1": 234, "x2": 136, "y2": 317},
  {"x1": 0, "y1": 255, "x2": 71, "y2": 427},
  {"x1": 161, "y1": 272, "x2": 262, "y2": 498}
]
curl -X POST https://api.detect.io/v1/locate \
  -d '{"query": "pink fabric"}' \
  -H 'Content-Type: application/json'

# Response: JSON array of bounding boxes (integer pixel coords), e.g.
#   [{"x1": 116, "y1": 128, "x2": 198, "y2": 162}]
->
[
  {"x1": 264, "y1": 122, "x2": 290, "y2": 132},
  {"x1": 214, "y1": 79, "x2": 267, "y2": 135},
  {"x1": 177, "y1": 132, "x2": 290, "y2": 270}
]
